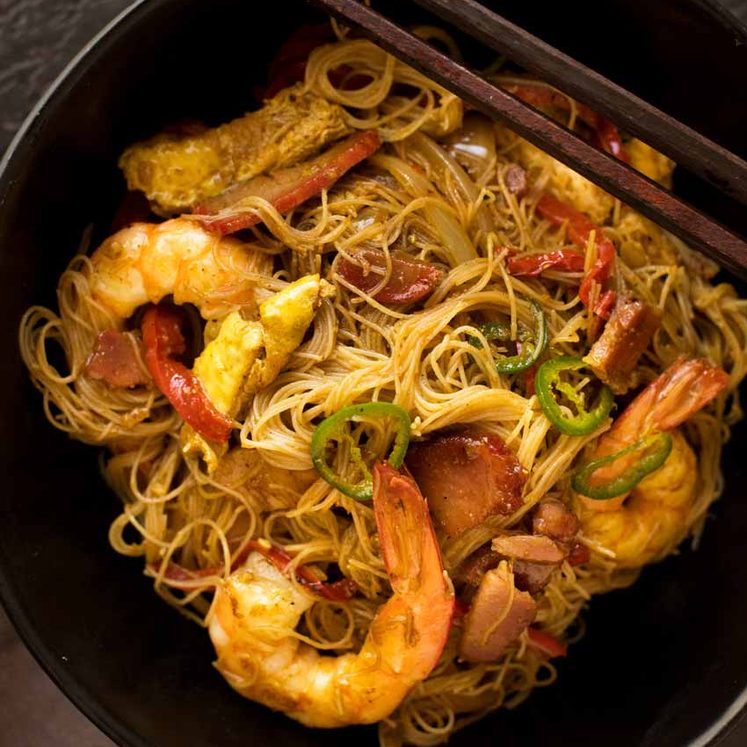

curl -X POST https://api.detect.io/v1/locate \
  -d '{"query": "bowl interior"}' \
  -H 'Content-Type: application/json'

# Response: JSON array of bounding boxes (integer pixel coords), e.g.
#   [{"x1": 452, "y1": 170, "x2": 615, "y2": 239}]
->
[{"x1": 1, "y1": 1, "x2": 746, "y2": 745}]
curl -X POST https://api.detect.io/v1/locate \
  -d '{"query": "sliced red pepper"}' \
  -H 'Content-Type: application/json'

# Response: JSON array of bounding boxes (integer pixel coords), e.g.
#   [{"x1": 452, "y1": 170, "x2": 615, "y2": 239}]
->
[
  {"x1": 504, "y1": 83, "x2": 627, "y2": 162},
  {"x1": 524, "y1": 365, "x2": 537, "y2": 397},
  {"x1": 261, "y1": 25, "x2": 369, "y2": 100},
  {"x1": 593, "y1": 289, "x2": 618, "y2": 320},
  {"x1": 337, "y1": 248, "x2": 443, "y2": 304},
  {"x1": 194, "y1": 130, "x2": 381, "y2": 235},
  {"x1": 141, "y1": 305, "x2": 232, "y2": 442},
  {"x1": 247, "y1": 540, "x2": 359, "y2": 601},
  {"x1": 507, "y1": 248, "x2": 586, "y2": 277},
  {"x1": 148, "y1": 539, "x2": 358, "y2": 602},
  {"x1": 594, "y1": 116, "x2": 627, "y2": 162},
  {"x1": 526, "y1": 627, "x2": 568, "y2": 658},
  {"x1": 536, "y1": 194, "x2": 617, "y2": 318}
]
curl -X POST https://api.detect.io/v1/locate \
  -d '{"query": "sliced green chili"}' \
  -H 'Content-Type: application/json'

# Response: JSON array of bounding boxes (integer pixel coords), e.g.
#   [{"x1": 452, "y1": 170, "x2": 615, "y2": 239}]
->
[
  {"x1": 572, "y1": 431, "x2": 673, "y2": 500},
  {"x1": 470, "y1": 299, "x2": 548, "y2": 375},
  {"x1": 310, "y1": 402, "x2": 411, "y2": 501},
  {"x1": 535, "y1": 356, "x2": 613, "y2": 436}
]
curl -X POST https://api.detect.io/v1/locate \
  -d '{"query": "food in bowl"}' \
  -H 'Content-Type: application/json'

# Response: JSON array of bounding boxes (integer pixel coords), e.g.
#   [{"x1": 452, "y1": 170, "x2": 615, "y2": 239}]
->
[{"x1": 18, "y1": 23, "x2": 747, "y2": 746}]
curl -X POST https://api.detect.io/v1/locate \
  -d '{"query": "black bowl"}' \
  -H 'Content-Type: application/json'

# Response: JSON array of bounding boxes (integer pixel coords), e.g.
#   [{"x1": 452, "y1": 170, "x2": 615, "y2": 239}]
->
[{"x1": 1, "y1": 1, "x2": 747, "y2": 745}]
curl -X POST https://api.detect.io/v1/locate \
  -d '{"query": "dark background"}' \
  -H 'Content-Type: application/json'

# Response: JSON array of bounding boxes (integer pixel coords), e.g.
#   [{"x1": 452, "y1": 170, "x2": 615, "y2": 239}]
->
[{"x1": 0, "y1": 0, "x2": 746, "y2": 745}]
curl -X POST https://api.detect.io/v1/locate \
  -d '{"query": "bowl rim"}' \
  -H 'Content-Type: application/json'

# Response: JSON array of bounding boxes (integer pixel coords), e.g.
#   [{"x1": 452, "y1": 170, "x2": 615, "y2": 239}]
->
[
  {"x1": 1, "y1": 0, "x2": 746, "y2": 745},
  {"x1": 0, "y1": 5, "x2": 153, "y2": 743}
]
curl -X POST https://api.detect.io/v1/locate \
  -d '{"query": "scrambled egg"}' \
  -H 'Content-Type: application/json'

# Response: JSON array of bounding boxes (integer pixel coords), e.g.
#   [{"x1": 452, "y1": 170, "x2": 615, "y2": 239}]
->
[
  {"x1": 613, "y1": 211, "x2": 679, "y2": 268},
  {"x1": 513, "y1": 137, "x2": 674, "y2": 228},
  {"x1": 184, "y1": 274, "x2": 323, "y2": 470},
  {"x1": 194, "y1": 273, "x2": 322, "y2": 418},
  {"x1": 515, "y1": 139, "x2": 615, "y2": 225},
  {"x1": 193, "y1": 312, "x2": 265, "y2": 417},
  {"x1": 627, "y1": 138, "x2": 675, "y2": 188},
  {"x1": 119, "y1": 85, "x2": 350, "y2": 214}
]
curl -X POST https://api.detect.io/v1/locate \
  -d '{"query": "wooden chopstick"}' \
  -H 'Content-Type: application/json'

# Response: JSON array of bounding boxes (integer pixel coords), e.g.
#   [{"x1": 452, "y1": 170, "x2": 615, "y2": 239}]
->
[
  {"x1": 412, "y1": 0, "x2": 747, "y2": 207},
  {"x1": 307, "y1": 0, "x2": 747, "y2": 279}
]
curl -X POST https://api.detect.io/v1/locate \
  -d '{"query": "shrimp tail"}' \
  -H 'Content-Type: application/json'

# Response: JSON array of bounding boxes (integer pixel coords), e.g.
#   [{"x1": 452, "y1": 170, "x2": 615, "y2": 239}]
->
[
  {"x1": 373, "y1": 462, "x2": 443, "y2": 592},
  {"x1": 372, "y1": 462, "x2": 455, "y2": 674},
  {"x1": 649, "y1": 357, "x2": 729, "y2": 431},
  {"x1": 602, "y1": 357, "x2": 728, "y2": 451},
  {"x1": 209, "y1": 462, "x2": 455, "y2": 728}
]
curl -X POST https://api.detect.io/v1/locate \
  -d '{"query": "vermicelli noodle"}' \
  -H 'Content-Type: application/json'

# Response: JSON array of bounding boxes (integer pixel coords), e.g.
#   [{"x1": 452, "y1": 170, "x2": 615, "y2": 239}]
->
[{"x1": 18, "y1": 27, "x2": 747, "y2": 746}]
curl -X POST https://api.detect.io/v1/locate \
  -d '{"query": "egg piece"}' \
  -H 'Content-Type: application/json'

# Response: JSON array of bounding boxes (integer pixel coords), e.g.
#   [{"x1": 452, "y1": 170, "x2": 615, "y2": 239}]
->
[
  {"x1": 119, "y1": 85, "x2": 350, "y2": 214},
  {"x1": 627, "y1": 139, "x2": 675, "y2": 187},
  {"x1": 193, "y1": 273, "x2": 322, "y2": 418},
  {"x1": 515, "y1": 139, "x2": 615, "y2": 225}
]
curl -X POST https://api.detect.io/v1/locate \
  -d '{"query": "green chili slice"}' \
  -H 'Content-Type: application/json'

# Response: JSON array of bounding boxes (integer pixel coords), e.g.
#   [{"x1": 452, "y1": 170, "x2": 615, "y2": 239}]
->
[
  {"x1": 535, "y1": 356, "x2": 613, "y2": 436},
  {"x1": 470, "y1": 299, "x2": 548, "y2": 375},
  {"x1": 310, "y1": 402, "x2": 411, "y2": 501},
  {"x1": 572, "y1": 431, "x2": 673, "y2": 500}
]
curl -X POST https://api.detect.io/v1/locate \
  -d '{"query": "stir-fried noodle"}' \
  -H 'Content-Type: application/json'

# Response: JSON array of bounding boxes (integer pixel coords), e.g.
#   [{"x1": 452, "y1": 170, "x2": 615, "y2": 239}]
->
[{"x1": 19, "y1": 28, "x2": 747, "y2": 746}]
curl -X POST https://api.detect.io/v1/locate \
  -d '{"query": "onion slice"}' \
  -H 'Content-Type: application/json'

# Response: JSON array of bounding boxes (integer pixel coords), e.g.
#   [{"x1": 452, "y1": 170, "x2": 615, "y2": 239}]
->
[{"x1": 194, "y1": 130, "x2": 381, "y2": 234}]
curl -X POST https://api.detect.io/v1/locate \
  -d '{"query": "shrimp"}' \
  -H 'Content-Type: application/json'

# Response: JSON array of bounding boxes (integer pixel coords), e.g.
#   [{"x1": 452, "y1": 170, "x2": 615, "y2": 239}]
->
[
  {"x1": 208, "y1": 462, "x2": 455, "y2": 727},
  {"x1": 580, "y1": 430, "x2": 697, "y2": 567},
  {"x1": 576, "y1": 357, "x2": 728, "y2": 567},
  {"x1": 590, "y1": 357, "x2": 728, "y2": 465},
  {"x1": 89, "y1": 217, "x2": 272, "y2": 322}
]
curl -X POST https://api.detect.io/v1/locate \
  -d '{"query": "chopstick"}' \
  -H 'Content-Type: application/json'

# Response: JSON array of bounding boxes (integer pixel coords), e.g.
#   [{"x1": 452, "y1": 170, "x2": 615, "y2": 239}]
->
[
  {"x1": 307, "y1": 0, "x2": 747, "y2": 280},
  {"x1": 411, "y1": 0, "x2": 747, "y2": 207}
]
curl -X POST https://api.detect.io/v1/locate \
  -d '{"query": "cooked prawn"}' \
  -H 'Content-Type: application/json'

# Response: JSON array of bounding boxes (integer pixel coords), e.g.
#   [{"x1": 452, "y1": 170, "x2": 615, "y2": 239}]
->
[
  {"x1": 580, "y1": 430, "x2": 697, "y2": 567},
  {"x1": 576, "y1": 357, "x2": 728, "y2": 567},
  {"x1": 89, "y1": 217, "x2": 272, "y2": 321},
  {"x1": 208, "y1": 462, "x2": 455, "y2": 727},
  {"x1": 591, "y1": 357, "x2": 728, "y2": 466}
]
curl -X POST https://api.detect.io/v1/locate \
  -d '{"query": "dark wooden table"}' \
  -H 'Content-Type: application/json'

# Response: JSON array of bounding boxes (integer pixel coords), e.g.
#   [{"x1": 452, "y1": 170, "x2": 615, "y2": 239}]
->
[
  {"x1": 1, "y1": 1, "x2": 746, "y2": 745},
  {"x1": 0, "y1": 2, "x2": 129, "y2": 743}
]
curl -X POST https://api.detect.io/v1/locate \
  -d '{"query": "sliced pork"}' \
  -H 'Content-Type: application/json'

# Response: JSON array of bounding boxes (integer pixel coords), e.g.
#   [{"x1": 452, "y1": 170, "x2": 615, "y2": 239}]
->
[{"x1": 406, "y1": 429, "x2": 525, "y2": 538}]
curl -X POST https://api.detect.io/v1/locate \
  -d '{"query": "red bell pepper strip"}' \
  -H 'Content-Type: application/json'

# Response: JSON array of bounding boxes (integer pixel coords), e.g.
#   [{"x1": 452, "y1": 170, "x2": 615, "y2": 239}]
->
[
  {"x1": 524, "y1": 365, "x2": 538, "y2": 397},
  {"x1": 247, "y1": 540, "x2": 359, "y2": 601},
  {"x1": 536, "y1": 194, "x2": 617, "y2": 318},
  {"x1": 261, "y1": 25, "x2": 370, "y2": 100},
  {"x1": 194, "y1": 130, "x2": 381, "y2": 235},
  {"x1": 148, "y1": 539, "x2": 358, "y2": 602},
  {"x1": 507, "y1": 249, "x2": 586, "y2": 277},
  {"x1": 526, "y1": 627, "x2": 568, "y2": 658},
  {"x1": 593, "y1": 289, "x2": 618, "y2": 320},
  {"x1": 504, "y1": 83, "x2": 627, "y2": 162},
  {"x1": 337, "y1": 248, "x2": 443, "y2": 304},
  {"x1": 141, "y1": 305, "x2": 232, "y2": 442},
  {"x1": 594, "y1": 116, "x2": 627, "y2": 161}
]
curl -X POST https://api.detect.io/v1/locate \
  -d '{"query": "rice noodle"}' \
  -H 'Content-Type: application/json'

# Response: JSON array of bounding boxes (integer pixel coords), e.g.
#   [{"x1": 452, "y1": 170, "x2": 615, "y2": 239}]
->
[{"x1": 17, "y1": 30, "x2": 747, "y2": 747}]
